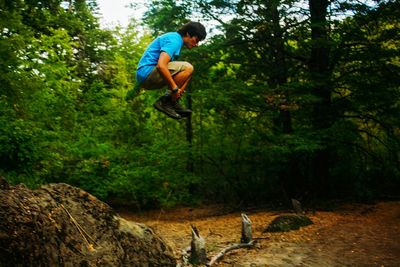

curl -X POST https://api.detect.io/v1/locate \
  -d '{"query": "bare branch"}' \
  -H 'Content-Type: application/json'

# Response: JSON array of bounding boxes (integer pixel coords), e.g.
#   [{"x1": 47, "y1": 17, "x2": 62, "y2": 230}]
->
[{"x1": 208, "y1": 240, "x2": 255, "y2": 266}]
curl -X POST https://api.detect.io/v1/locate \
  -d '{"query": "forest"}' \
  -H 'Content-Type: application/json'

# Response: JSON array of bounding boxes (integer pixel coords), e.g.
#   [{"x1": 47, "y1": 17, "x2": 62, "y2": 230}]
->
[{"x1": 1, "y1": 0, "x2": 399, "y2": 209}]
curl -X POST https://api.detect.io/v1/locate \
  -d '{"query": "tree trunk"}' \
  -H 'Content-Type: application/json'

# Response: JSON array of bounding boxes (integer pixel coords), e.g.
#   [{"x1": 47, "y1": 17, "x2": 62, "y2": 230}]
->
[
  {"x1": 308, "y1": 0, "x2": 332, "y2": 197},
  {"x1": 269, "y1": 1, "x2": 308, "y2": 199},
  {"x1": 270, "y1": 2, "x2": 292, "y2": 134},
  {"x1": 186, "y1": 89, "x2": 194, "y2": 172}
]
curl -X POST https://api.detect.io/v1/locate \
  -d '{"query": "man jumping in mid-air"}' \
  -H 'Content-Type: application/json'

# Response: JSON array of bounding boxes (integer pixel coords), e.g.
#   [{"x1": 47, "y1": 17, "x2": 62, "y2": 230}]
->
[{"x1": 134, "y1": 21, "x2": 207, "y2": 119}]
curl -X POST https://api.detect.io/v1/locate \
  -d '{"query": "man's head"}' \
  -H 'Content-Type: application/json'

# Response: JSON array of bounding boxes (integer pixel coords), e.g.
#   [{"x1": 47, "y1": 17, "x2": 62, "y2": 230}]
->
[{"x1": 178, "y1": 21, "x2": 207, "y2": 49}]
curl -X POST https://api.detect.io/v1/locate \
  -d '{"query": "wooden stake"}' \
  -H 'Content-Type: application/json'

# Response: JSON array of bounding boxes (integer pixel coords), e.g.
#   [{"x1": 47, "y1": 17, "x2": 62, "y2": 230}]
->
[
  {"x1": 207, "y1": 214, "x2": 255, "y2": 266},
  {"x1": 291, "y1": 198, "x2": 303, "y2": 214},
  {"x1": 189, "y1": 225, "x2": 207, "y2": 265},
  {"x1": 241, "y1": 213, "x2": 252, "y2": 243}
]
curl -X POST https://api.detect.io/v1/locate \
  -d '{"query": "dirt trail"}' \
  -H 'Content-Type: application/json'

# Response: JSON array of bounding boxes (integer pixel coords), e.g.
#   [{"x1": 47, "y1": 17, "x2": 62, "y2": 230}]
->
[{"x1": 118, "y1": 201, "x2": 400, "y2": 266}]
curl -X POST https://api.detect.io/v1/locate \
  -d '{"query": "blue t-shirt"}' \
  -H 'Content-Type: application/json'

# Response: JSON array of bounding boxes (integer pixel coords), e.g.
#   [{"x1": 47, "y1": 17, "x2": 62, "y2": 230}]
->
[{"x1": 136, "y1": 32, "x2": 183, "y2": 84}]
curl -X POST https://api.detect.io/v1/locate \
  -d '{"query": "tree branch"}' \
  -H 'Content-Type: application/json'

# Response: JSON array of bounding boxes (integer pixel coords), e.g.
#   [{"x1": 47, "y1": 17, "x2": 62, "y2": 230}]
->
[{"x1": 207, "y1": 240, "x2": 255, "y2": 266}]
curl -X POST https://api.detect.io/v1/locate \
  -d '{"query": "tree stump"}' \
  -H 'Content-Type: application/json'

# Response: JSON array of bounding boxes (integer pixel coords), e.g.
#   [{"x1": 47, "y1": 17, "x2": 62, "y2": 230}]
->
[
  {"x1": 189, "y1": 225, "x2": 207, "y2": 265},
  {"x1": 241, "y1": 213, "x2": 252, "y2": 243}
]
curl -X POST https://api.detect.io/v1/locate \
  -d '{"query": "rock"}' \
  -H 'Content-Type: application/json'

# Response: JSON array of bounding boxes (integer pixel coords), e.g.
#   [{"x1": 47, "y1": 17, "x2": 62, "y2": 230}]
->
[
  {"x1": 263, "y1": 214, "x2": 313, "y2": 232},
  {"x1": 0, "y1": 180, "x2": 176, "y2": 267}
]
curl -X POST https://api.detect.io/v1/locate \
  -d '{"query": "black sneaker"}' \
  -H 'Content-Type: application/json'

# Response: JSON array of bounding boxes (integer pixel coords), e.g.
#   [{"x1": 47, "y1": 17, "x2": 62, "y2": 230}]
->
[
  {"x1": 153, "y1": 96, "x2": 181, "y2": 120},
  {"x1": 172, "y1": 101, "x2": 192, "y2": 117}
]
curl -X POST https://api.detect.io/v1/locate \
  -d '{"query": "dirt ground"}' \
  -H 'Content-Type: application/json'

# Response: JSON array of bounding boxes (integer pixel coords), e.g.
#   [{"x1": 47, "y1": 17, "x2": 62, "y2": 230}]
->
[{"x1": 118, "y1": 201, "x2": 400, "y2": 267}]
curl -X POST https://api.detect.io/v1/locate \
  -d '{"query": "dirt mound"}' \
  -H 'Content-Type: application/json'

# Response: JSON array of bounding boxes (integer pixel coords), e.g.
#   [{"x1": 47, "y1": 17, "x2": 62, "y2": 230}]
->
[{"x1": 0, "y1": 177, "x2": 176, "y2": 267}]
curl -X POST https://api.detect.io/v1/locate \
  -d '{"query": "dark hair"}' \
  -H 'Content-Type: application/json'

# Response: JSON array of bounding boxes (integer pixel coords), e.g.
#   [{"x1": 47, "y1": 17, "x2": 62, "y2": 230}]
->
[{"x1": 177, "y1": 21, "x2": 207, "y2": 41}]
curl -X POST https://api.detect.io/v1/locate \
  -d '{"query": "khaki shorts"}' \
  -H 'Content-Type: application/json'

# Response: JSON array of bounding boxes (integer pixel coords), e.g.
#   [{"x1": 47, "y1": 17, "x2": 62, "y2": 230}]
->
[{"x1": 140, "y1": 61, "x2": 192, "y2": 90}]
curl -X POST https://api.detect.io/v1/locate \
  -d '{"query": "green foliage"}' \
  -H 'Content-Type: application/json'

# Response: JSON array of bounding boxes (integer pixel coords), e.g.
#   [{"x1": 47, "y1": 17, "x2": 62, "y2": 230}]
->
[
  {"x1": 143, "y1": 0, "x2": 192, "y2": 36},
  {"x1": 0, "y1": 0, "x2": 399, "y2": 209},
  {"x1": 108, "y1": 141, "x2": 201, "y2": 208}
]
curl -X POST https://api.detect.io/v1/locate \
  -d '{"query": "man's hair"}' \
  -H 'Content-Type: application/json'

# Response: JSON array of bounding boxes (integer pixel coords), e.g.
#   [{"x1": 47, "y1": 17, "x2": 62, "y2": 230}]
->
[{"x1": 177, "y1": 21, "x2": 207, "y2": 41}]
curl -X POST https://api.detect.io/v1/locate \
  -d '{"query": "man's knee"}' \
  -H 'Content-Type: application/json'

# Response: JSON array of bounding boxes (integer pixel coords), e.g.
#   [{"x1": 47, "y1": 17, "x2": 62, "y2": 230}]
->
[
  {"x1": 183, "y1": 62, "x2": 194, "y2": 74},
  {"x1": 169, "y1": 61, "x2": 194, "y2": 76}
]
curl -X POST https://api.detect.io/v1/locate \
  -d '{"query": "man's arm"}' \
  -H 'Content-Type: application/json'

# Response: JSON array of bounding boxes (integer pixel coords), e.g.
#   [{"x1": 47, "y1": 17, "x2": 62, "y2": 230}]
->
[{"x1": 156, "y1": 52, "x2": 178, "y2": 92}]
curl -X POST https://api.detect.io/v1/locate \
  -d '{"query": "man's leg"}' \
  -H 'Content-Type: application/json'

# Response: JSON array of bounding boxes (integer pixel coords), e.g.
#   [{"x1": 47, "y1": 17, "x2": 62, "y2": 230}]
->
[
  {"x1": 141, "y1": 62, "x2": 194, "y2": 119},
  {"x1": 140, "y1": 66, "x2": 182, "y2": 119},
  {"x1": 170, "y1": 63, "x2": 194, "y2": 101},
  {"x1": 167, "y1": 62, "x2": 193, "y2": 117}
]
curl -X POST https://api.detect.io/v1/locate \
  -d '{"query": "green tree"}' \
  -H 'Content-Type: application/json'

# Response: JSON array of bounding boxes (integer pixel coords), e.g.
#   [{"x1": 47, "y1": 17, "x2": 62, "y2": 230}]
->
[{"x1": 328, "y1": 1, "x2": 400, "y2": 197}]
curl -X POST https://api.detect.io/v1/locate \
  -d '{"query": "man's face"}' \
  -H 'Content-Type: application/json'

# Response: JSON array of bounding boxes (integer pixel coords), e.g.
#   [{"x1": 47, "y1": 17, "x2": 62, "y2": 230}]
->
[{"x1": 185, "y1": 35, "x2": 200, "y2": 49}]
